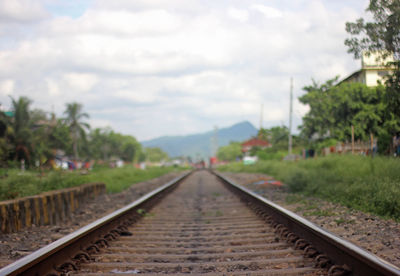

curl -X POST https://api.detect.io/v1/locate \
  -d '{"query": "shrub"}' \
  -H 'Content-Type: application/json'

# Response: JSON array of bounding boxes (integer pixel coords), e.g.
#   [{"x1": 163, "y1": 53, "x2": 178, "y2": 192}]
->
[{"x1": 284, "y1": 169, "x2": 309, "y2": 192}]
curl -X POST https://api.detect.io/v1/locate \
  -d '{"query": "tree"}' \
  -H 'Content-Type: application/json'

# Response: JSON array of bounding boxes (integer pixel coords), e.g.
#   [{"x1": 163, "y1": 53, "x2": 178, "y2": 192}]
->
[
  {"x1": 345, "y1": 0, "x2": 400, "y2": 143},
  {"x1": 145, "y1": 147, "x2": 169, "y2": 163},
  {"x1": 298, "y1": 77, "x2": 339, "y2": 139},
  {"x1": 345, "y1": 0, "x2": 400, "y2": 60},
  {"x1": 9, "y1": 96, "x2": 33, "y2": 163},
  {"x1": 217, "y1": 142, "x2": 242, "y2": 161},
  {"x1": 64, "y1": 102, "x2": 90, "y2": 160},
  {"x1": 258, "y1": 126, "x2": 289, "y2": 150},
  {"x1": 121, "y1": 136, "x2": 142, "y2": 162},
  {"x1": 0, "y1": 110, "x2": 12, "y2": 165},
  {"x1": 88, "y1": 127, "x2": 143, "y2": 162},
  {"x1": 299, "y1": 79, "x2": 388, "y2": 149}
]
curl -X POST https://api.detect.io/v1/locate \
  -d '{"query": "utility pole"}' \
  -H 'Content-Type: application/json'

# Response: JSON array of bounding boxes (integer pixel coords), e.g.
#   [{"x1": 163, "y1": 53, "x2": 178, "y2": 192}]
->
[
  {"x1": 288, "y1": 78, "x2": 293, "y2": 155},
  {"x1": 259, "y1": 104, "x2": 264, "y2": 139},
  {"x1": 211, "y1": 126, "x2": 218, "y2": 157}
]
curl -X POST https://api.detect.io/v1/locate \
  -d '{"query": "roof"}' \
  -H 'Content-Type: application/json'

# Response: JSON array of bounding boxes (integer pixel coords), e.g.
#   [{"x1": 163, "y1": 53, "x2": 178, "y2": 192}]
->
[
  {"x1": 241, "y1": 138, "x2": 271, "y2": 147},
  {"x1": 4, "y1": 111, "x2": 14, "y2": 117}
]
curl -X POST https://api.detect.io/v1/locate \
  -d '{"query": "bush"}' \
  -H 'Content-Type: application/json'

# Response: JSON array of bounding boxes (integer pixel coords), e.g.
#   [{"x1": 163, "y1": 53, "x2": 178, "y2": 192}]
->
[{"x1": 284, "y1": 169, "x2": 309, "y2": 192}]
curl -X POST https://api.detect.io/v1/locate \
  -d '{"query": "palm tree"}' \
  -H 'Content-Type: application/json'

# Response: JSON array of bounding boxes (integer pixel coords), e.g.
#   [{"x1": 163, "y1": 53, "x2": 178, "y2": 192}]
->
[
  {"x1": 10, "y1": 96, "x2": 33, "y2": 162},
  {"x1": 64, "y1": 102, "x2": 90, "y2": 160}
]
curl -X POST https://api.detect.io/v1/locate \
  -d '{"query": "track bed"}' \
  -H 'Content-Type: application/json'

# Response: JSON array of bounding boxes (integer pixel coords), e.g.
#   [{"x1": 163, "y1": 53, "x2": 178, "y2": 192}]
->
[{"x1": 73, "y1": 170, "x2": 326, "y2": 275}]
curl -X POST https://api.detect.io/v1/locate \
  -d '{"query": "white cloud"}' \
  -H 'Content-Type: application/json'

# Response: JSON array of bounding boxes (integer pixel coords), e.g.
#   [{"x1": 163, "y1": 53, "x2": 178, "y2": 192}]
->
[
  {"x1": 94, "y1": 0, "x2": 204, "y2": 13},
  {"x1": 0, "y1": 79, "x2": 14, "y2": 96},
  {"x1": 63, "y1": 73, "x2": 98, "y2": 92},
  {"x1": 46, "y1": 78, "x2": 60, "y2": 96},
  {"x1": 115, "y1": 90, "x2": 158, "y2": 104},
  {"x1": 227, "y1": 7, "x2": 249, "y2": 22},
  {"x1": 50, "y1": 9, "x2": 182, "y2": 36},
  {"x1": 250, "y1": 4, "x2": 283, "y2": 18},
  {"x1": 0, "y1": 0, "x2": 48, "y2": 22}
]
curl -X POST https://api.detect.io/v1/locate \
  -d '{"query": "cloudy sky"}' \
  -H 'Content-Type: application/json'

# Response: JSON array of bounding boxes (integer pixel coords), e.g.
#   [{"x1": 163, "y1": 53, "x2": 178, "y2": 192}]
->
[{"x1": 0, "y1": 0, "x2": 368, "y2": 141}]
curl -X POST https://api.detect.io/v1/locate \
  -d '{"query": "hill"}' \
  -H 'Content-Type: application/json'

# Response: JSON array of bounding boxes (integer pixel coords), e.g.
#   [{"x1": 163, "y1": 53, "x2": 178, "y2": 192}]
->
[{"x1": 141, "y1": 121, "x2": 258, "y2": 159}]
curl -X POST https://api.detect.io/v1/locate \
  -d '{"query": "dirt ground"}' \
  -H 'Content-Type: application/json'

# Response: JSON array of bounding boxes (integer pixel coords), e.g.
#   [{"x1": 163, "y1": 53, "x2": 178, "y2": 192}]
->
[
  {"x1": 221, "y1": 172, "x2": 400, "y2": 269},
  {"x1": 0, "y1": 171, "x2": 183, "y2": 268}
]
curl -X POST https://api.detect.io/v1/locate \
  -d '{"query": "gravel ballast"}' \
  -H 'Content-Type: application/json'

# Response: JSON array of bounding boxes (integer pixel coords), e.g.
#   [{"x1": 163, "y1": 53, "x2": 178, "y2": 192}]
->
[{"x1": 221, "y1": 172, "x2": 400, "y2": 269}]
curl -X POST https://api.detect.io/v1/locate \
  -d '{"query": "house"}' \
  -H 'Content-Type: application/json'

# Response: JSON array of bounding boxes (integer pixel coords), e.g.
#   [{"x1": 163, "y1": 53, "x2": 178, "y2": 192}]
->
[
  {"x1": 338, "y1": 51, "x2": 395, "y2": 87},
  {"x1": 241, "y1": 137, "x2": 271, "y2": 154}
]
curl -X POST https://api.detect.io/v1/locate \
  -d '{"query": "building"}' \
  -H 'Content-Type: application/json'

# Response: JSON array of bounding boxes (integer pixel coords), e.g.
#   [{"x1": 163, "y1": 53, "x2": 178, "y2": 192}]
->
[
  {"x1": 241, "y1": 138, "x2": 271, "y2": 154},
  {"x1": 339, "y1": 52, "x2": 395, "y2": 87}
]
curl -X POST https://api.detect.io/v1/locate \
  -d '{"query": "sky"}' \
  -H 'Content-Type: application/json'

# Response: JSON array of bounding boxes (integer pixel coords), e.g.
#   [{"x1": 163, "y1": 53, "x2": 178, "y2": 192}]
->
[{"x1": 0, "y1": 0, "x2": 369, "y2": 141}]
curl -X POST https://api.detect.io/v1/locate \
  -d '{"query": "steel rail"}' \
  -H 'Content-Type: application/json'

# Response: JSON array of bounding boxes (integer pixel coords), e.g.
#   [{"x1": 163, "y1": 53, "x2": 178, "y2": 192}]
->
[
  {"x1": 213, "y1": 170, "x2": 400, "y2": 276},
  {"x1": 0, "y1": 171, "x2": 191, "y2": 276}
]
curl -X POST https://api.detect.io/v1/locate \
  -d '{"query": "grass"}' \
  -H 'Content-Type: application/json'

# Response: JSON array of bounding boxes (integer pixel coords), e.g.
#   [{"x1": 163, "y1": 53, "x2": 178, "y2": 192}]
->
[
  {"x1": 0, "y1": 166, "x2": 184, "y2": 201},
  {"x1": 218, "y1": 155, "x2": 400, "y2": 220}
]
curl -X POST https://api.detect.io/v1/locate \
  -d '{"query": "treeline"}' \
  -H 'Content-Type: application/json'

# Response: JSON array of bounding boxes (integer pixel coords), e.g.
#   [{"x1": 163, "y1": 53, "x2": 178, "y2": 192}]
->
[
  {"x1": 217, "y1": 126, "x2": 298, "y2": 161},
  {"x1": 299, "y1": 79, "x2": 399, "y2": 154},
  {"x1": 0, "y1": 96, "x2": 167, "y2": 168},
  {"x1": 217, "y1": 79, "x2": 399, "y2": 161}
]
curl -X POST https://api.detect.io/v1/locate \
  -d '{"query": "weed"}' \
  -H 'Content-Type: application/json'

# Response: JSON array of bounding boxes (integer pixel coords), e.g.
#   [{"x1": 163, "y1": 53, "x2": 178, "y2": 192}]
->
[{"x1": 136, "y1": 208, "x2": 146, "y2": 215}]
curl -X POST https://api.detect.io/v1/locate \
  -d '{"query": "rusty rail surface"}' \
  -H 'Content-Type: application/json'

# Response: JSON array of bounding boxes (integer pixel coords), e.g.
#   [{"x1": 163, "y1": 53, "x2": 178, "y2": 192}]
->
[
  {"x1": 214, "y1": 171, "x2": 400, "y2": 276},
  {"x1": 0, "y1": 170, "x2": 399, "y2": 276}
]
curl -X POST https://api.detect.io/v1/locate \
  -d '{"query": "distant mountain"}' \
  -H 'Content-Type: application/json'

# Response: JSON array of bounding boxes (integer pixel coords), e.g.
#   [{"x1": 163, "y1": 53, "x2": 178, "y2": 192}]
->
[{"x1": 141, "y1": 121, "x2": 258, "y2": 159}]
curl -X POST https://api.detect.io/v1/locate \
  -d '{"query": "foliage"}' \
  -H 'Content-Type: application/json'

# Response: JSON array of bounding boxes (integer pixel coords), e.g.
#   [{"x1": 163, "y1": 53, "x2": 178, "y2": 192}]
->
[
  {"x1": 345, "y1": 0, "x2": 400, "y2": 60},
  {"x1": 0, "y1": 96, "x2": 149, "y2": 167},
  {"x1": 217, "y1": 142, "x2": 242, "y2": 161},
  {"x1": 0, "y1": 166, "x2": 182, "y2": 200},
  {"x1": 218, "y1": 155, "x2": 400, "y2": 220},
  {"x1": 145, "y1": 147, "x2": 169, "y2": 162},
  {"x1": 299, "y1": 77, "x2": 339, "y2": 139},
  {"x1": 345, "y1": 0, "x2": 400, "y2": 141},
  {"x1": 8, "y1": 96, "x2": 33, "y2": 163},
  {"x1": 258, "y1": 126, "x2": 289, "y2": 150},
  {"x1": 64, "y1": 102, "x2": 90, "y2": 160},
  {"x1": 300, "y1": 80, "x2": 389, "y2": 146},
  {"x1": 252, "y1": 126, "x2": 304, "y2": 160},
  {"x1": 88, "y1": 127, "x2": 142, "y2": 162},
  {"x1": 384, "y1": 64, "x2": 400, "y2": 138},
  {"x1": 255, "y1": 149, "x2": 287, "y2": 161},
  {"x1": 0, "y1": 110, "x2": 12, "y2": 165}
]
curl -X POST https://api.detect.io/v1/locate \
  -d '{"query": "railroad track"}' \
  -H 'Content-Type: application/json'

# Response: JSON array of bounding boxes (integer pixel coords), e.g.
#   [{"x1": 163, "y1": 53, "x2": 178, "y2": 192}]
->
[{"x1": 1, "y1": 170, "x2": 399, "y2": 276}]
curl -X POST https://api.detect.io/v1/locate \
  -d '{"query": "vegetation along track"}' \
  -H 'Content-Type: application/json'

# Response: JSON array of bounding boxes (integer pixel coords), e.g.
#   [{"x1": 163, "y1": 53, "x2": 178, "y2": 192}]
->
[{"x1": 1, "y1": 170, "x2": 399, "y2": 276}]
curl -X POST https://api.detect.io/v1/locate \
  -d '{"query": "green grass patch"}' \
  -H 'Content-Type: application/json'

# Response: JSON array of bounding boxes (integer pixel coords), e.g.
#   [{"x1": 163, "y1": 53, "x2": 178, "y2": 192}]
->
[
  {"x1": 218, "y1": 155, "x2": 400, "y2": 220},
  {"x1": 0, "y1": 166, "x2": 183, "y2": 201}
]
